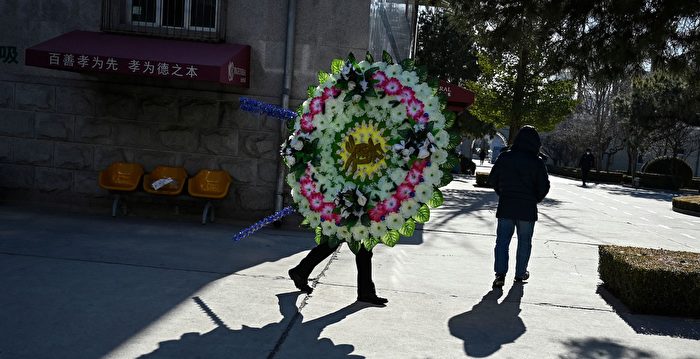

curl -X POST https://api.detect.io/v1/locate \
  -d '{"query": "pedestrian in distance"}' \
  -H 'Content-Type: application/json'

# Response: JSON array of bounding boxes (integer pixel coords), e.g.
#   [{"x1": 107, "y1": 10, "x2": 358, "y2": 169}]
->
[
  {"x1": 578, "y1": 149, "x2": 595, "y2": 187},
  {"x1": 488, "y1": 126, "x2": 550, "y2": 288},
  {"x1": 479, "y1": 148, "x2": 487, "y2": 165},
  {"x1": 289, "y1": 241, "x2": 388, "y2": 306}
]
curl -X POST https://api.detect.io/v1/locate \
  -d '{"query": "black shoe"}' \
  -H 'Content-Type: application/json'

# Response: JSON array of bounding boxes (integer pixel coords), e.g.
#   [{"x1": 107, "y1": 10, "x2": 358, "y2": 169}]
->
[
  {"x1": 514, "y1": 271, "x2": 530, "y2": 283},
  {"x1": 492, "y1": 274, "x2": 506, "y2": 288},
  {"x1": 357, "y1": 295, "x2": 388, "y2": 306},
  {"x1": 288, "y1": 268, "x2": 313, "y2": 294}
]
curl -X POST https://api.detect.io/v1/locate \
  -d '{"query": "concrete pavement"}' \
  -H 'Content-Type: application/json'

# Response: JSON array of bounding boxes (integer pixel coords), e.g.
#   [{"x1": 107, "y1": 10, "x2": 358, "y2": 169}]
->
[{"x1": 1, "y1": 165, "x2": 699, "y2": 358}]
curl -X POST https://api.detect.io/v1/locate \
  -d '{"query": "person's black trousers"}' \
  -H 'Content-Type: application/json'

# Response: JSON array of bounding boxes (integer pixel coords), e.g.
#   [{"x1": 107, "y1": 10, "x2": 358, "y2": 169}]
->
[
  {"x1": 581, "y1": 168, "x2": 590, "y2": 184},
  {"x1": 292, "y1": 242, "x2": 375, "y2": 297}
]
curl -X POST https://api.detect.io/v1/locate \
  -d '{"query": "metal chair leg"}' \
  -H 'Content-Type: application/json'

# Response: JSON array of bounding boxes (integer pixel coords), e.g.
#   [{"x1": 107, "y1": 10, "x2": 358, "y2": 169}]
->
[
  {"x1": 202, "y1": 201, "x2": 213, "y2": 225},
  {"x1": 112, "y1": 194, "x2": 121, "y2": 217}
]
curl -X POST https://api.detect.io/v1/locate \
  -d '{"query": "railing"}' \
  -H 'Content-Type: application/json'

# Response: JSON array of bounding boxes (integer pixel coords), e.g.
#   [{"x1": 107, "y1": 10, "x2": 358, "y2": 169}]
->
[{"x1": 101, "y1": 0, "x2": 227, "y2": 42}]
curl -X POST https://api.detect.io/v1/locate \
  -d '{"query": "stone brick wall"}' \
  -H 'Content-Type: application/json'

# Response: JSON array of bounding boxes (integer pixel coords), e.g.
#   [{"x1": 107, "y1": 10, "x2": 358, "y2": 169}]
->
[{"x1": 0, "y1": 0, "x2": 372, "y2": 219}]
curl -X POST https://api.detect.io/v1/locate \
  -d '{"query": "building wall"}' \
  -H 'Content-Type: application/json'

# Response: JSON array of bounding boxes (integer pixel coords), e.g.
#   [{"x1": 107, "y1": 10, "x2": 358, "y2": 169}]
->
[{"x1": 0, "y1": 0, "x2": 372, "y2": 218}]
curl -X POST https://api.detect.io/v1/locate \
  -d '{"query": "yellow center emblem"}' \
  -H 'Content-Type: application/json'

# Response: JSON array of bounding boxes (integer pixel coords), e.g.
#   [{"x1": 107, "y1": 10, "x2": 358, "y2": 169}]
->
[{"x1": 339, "y1": 122, "x2": 388, "y2": 180}]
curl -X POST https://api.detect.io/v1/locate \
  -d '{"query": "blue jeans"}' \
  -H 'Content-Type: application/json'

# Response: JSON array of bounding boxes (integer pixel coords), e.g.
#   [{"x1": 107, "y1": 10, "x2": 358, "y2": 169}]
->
[{"x1": 494, "y1": 218, "x2": 535, "y2": 278}]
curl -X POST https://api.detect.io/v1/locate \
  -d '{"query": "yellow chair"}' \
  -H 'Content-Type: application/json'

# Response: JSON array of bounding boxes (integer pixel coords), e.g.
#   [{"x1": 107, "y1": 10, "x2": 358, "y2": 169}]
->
[
  {"x1": 143, "y1": 166, "x2": 188, "y2": 196},
  {"x1": 188, "y1": 170, "x2": 232, "y2": 224},
  {"x1": 98, "y1": 162, "x2": 144, "y2": 216}
]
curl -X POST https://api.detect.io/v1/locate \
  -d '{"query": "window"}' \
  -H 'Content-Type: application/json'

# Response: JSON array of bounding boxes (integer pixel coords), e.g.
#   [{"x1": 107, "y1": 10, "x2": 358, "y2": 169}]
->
[{"x1": 102, "y1": 0, "x2": 225, "y2": 42}]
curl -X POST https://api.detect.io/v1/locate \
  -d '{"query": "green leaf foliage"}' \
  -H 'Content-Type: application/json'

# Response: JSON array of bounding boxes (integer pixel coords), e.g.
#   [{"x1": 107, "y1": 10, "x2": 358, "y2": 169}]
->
[
  {"x1": 365, "y1": 52, "x2": 374, "y2": 63},
  {"x1": 347, "y1": 240, "x2": 362, "y2": 254},
  {"x1": 314, "y1": 226, "x2": 323, "y2": 244},
  {"x1": 381, "y1": 230, "x2": 400, "y2": 247},
  {"x1": 439, "y1": 172, "x2": 454, "y2": 187},
  {"x1": 382, "y1": 51, "x2": 394, "y2": 64},
  {"x1": 307, "y1": 85, "x2": 316, "y2": 98},
  {"x1": 318, "y1": 71, "x2": 331, "y2": 85},
  {"x1": 398, "y1": 218, "x2": 416, "y2": 237},
  {"x1": 363, "y1": 237, "x2": 380, "y2": 251},
  {"x1": 444, "y1": 111, "x2": 456, "y2": 129},
  {"x1": 400, "y1": 58, "x2": 415, "y2": 71},
  {"x1": 413, "y1": 204, "x2": 431, "y2": 223},
  {"x1": 427, "y1": 188, "x2": 444, "y2": 208},
  {"x1": 331, "y1": 58, "x2": 344, "y2": 74}
]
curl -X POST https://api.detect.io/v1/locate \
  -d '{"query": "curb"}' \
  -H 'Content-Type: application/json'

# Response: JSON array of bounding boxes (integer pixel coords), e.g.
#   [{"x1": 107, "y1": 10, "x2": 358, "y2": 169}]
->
[{"x1": 672, "y1": 206, "x2": 700, "y2": 217}]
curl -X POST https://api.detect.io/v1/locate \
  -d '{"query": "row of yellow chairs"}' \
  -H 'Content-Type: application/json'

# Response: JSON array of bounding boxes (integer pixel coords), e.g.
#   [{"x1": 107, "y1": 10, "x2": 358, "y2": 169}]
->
[{"x1": 98, "y1": 162, "x2": 232, "y2": 223}]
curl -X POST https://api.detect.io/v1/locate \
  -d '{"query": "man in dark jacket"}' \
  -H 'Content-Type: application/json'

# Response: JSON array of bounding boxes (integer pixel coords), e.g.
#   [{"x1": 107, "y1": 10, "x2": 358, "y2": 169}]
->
[
  {"x1": 578, "y1": 149, "x2": 595, "y2": 187},
  {"x1": 488, "y1": 126, "x2": 550, "y2": 288}
]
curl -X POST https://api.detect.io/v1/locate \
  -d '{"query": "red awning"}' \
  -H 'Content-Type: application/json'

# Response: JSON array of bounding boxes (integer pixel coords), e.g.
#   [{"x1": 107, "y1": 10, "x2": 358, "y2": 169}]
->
[
  {"x1": 439, "y1": 80, "x2": 475, "y2": 112},
  {"x1": 25, "y1": 31, "x2": 250, "y2": 87}
]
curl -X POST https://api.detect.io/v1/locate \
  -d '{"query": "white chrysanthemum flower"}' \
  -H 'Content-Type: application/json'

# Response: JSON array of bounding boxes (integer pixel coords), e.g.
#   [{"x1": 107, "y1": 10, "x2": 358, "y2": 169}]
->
[
  {"x1": 390, "y1": 169, "x2": 407, "y2": 185},
  {"x1": 321, "y1": 220, "x2": 337, "y2": 236},
  {"x1": 336, "y1": 226, "x2": 351, "y2": 240},
  {"x1": 414, "y1": 83, "x2": 432, "y2": 98},
  {"x1": 287, "y1": 173, "x2": 296, "y2": 184},
  {"x1": 400, "y1": 71, "x2": 419, "y2": 86},
  {"x1": 285, "y1": 155, "x2": 296, "y2": 166},
  {"x1": 431, "y1": 149, "x2": 449, "y2": 165},
  {"x1": 390, "y1": 106, "x2": 407, "y2": 124},
  {"x1": 358, "y1": 60, "x2": 371, "y2": 71},
  {"x1": 351, "y1": 225, "x2": 369, "y2": 241},
  {"x1": 423, "y1": 167, "x2": 443, "y2": 186},
  {"x1": 386, "y1": 212, "x2": 405, "y2": 230},
  {"x1": 414, "y1": 183, "x2": 434, "y2": 203},
  {"x1": 326, "y1": 98, "x2": 342, "y2": 115},
  {"x1": 372, "y1": 62, "x2": 388, "y2": 71},
  {"x1": 400, "y1": 199, "x2": 419, "y2": 218},
  {"x1": 434, "y1": 130, "x2": 450, "y2": 148},
  {"x1": 385, "y1": 64, "x2": 402, "y2": 78},
  {"x1": 302, "y1": 99, "x2": 310, "y2": 113},
  {"x1": 308, "y1": 212, "x2": 321, "y2": 228},
  {"x1": 369, "y1": 221, "x2": 387, "y2": 239}
]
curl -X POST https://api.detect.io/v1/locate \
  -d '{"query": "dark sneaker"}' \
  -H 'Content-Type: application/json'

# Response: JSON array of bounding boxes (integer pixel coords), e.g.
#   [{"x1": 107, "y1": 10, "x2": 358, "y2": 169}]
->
[
  {"x1": 357, "y1": 295, "x2": 388, "y2": 306},
  {"x1": 288, "y1": 268, "x2": 313, "y2": 294},
  {"x1": 492, "y1": 274, "x2": 506, "y2": 288},
  {"x1": 514, "y1": 271, "x2": 530, "y2": 283}
]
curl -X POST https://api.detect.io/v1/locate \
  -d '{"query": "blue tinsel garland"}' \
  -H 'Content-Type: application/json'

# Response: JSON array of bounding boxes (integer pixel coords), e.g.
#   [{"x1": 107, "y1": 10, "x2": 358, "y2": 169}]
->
[
  {"x1": 232, "y1": 206, "x2": 296, "y2": 241},
  {"x1": 239, "y1": 97, "x2": 298, "y2": 120}
]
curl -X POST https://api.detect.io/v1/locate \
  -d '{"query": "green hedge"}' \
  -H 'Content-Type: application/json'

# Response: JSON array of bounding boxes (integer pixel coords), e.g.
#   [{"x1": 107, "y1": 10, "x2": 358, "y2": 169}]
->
[
  {"x1": 599, "y1": 245, "x2": 700, "y2": 318},
  {"x1": 547, "y1": 166, "x2": 624, "y2": 183},
  {"x1": 637, "y1": 172, "x2": 685, "y2": 190},
  {"x1": 672, "y1": 196, "x2": 700, "y2": 213},
  {"x1": 475, "y1": 171, "x2": 491, "y2": 187},
  {"x1": 642, "y1": 157, "x2": 693, "y2": 187}
]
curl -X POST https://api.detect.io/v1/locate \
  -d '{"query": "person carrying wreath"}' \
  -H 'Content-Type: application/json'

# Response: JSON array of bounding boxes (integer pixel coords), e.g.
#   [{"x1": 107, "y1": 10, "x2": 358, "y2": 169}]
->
[
  {"x1": 289, "y1": 241, "x2": 387, "y2": 306},
  {"x1": 488, "y1": 126, "x2": 550, "y2": 288}
]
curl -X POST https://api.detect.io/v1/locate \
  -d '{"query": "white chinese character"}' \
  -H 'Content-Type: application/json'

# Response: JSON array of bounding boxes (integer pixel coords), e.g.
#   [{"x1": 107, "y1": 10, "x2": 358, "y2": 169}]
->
[
  {"x1": 157, "y1": 62, "x2": 169, "y2": 76},
  {"x1": 171, "y1": 64, "x2": 183, "y2": 77},
  {"x1": 62, "y1": 54, "x2": 74, "y2": 67},
  {"x1": 92, "y1": 56, "x2": 104, "y2": 69},
  {"x1": 49, "y1": 53, "x2": 60, "y2": 65},
  {"x1": 186, "y1": 65, "x2": 198, "y2": 78},
  {"x1": 105, "y1": 58, "x2": 118, "y2": 71},
  {"x1": 128, "y1": 60, "x2": 140, "y2": 73},
  {"x1": 143, "y1": 61, "x2": 155, "y2": 74},
  {"x1": 77, "y1": 55, "x2": 90, "y2": 68}
]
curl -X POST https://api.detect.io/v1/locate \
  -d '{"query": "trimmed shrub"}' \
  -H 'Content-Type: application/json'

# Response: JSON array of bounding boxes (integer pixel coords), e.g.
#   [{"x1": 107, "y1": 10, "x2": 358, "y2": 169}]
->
[
  {"x1": 547, "y1": 166, "x2": 623, "y2": 183},
  {"x1": 599, "y1": 245, "x2": 700, "y2": 318},
  {"x1": 690, "y1": 178, "x2": 700, "y2": 190},
  {"x1": 673, "y1": 195, "x2": 700, "y2": 213},
  {"x1": 642, "y1": 157, "x2": 693, "y2": 187},
  {"x1": 475, "y1": 171, "x2": 491, "y2": 187},
  {"x1": 637, "y1": 172, "x2": 683, "y2": 190}
]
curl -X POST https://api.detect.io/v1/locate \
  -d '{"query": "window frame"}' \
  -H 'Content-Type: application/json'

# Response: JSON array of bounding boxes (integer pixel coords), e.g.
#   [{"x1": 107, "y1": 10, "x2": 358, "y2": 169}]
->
[{"x1": 126, "y1": 0, "x2": 219, "y2": 32}]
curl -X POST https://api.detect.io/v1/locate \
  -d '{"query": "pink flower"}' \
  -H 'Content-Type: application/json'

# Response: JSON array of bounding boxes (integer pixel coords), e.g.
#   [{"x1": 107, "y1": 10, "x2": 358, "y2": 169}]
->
[
  {"x1": 371, "y1": 71, "x2": 388, "y2": 87},
  {"x1": 308, "y1": 193, "x2": 325, "y2": 211},
  {"x1": 300, "y1": 181, "x2": 316, "y2": 198},
  {"x1": 412, "y1": 159, "x2": 428, "y2": 171},
  {"x1": 320, "y1": 203, "x2": 335, "y2": 218},
  {"x1": 382, "y1": 78, "x2": 403, "y2": 96},
  {"x1": 395, "y1": 183, "x2": 414, "y2": 200},
  {"x1": 384, "y1": 196, "x2": 400, "y2": 213},
  {"x1": 407, "y1": 99, "x2": 425, "y2": 121},
  {"x1": 406, "y1": 169, "x2": 422, "y2": 185},
  {"x1": 369, "y1": 204, "x2": 386, "y2": 222},
  {"x1": 399, "y1": 87, "x2": 416, "y2": 104},
  {"x1": 322, "y1": 86, "x2": 341, "y2": 100},
  {"x1": 309, "y1": 97, "x2": 324, "y2": 115},
  {"x1": 300, "y1": 113, "x2": 315, "y2": 133}
]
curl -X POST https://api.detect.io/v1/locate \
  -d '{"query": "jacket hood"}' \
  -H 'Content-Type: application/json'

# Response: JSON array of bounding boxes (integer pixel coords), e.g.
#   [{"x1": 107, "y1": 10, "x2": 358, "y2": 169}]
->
[{"x1": 511, "y1": 126, "x2": 541, "y2": 154}]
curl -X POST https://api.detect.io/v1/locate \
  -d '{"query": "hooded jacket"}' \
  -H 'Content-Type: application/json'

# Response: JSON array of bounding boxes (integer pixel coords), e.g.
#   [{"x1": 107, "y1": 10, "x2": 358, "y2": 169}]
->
[{"x1": 488, "y1": 126, "x2": 550, "y2": 221}]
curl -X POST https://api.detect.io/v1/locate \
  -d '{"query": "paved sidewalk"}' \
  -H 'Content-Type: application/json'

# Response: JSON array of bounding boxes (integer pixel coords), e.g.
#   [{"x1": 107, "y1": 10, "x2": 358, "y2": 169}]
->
[{"x1": 1, "y1": 172, "x2": 699, "y2": 358}]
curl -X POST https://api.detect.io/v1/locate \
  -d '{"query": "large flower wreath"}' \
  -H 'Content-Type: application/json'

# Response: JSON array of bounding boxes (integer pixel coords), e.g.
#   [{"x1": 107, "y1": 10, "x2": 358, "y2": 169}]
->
[{"x1": 281, "y1": 52, "x2": 460, "y2": 253}]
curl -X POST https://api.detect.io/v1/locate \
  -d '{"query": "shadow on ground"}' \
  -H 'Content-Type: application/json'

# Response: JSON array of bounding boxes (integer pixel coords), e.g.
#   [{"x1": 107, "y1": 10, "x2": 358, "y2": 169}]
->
[
  {"x1": 0, "y1": 208, "x2": 313, "y2": 359},
  {"x1": 448, "y1": 285, "x2": 525, "y2": 357},
  {"x1": 596, "y1": 286, "x2": 700, "y2": 340},
  {"x1": 139, "y1": 292, "x2": 366, "y2": 358},
  {"x1": 559, "y1": 337, "x2": 657, "y2": 359}
]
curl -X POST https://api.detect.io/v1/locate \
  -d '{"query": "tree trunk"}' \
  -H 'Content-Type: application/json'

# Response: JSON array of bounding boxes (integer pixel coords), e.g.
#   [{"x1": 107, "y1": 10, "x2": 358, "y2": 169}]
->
[{"x1": 508, "y1": 48, "x2": 529, "y2": 145}]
